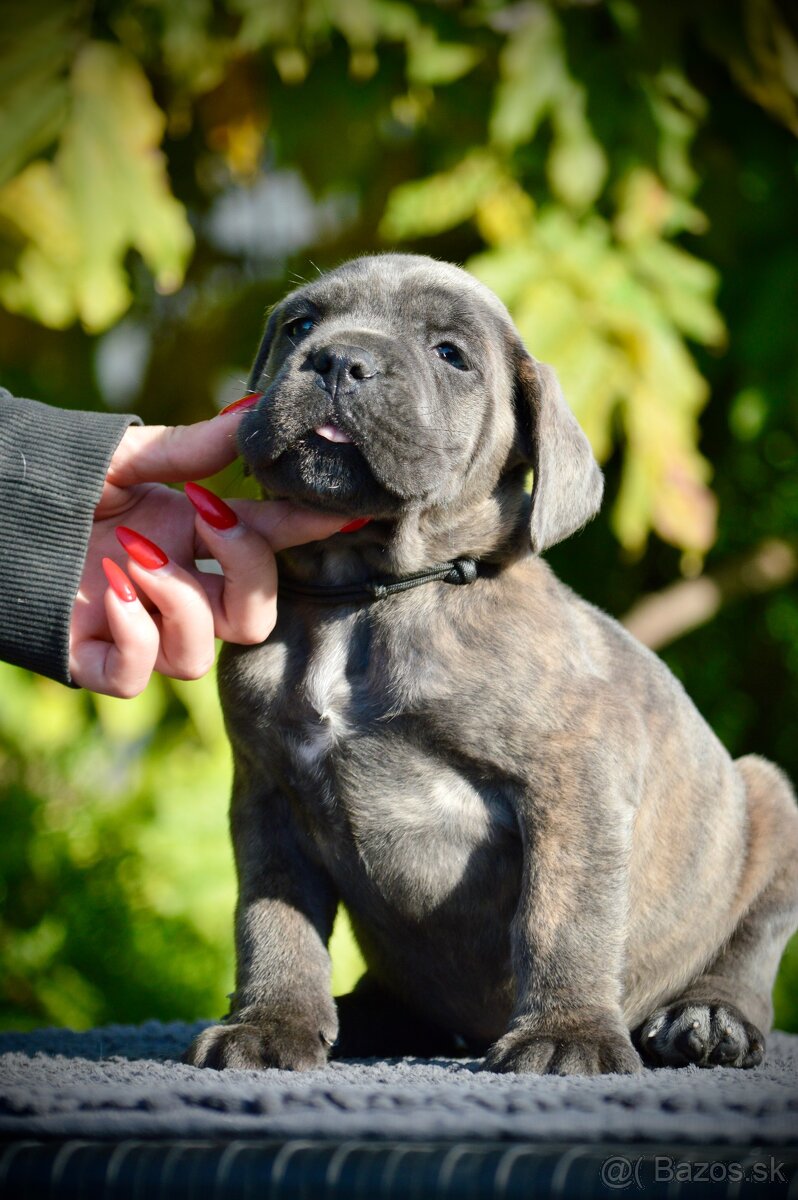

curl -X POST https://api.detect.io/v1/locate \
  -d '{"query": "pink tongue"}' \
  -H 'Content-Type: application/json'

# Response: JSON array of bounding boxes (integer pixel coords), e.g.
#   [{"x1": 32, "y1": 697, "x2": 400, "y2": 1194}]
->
[{"x1": 315, "y1": 423, "x2": 353, "y2": 444}]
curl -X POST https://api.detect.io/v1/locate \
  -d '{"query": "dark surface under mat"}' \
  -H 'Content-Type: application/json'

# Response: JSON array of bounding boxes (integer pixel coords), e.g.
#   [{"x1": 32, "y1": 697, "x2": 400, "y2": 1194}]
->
[{"x1": 1, "y1": 1139, "x2": 797, "y2": 1200}]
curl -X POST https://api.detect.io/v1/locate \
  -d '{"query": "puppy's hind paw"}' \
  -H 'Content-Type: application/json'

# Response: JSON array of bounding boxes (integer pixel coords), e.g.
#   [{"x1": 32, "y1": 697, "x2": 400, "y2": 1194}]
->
[
  {"x1": 635, "y1": 1001, "x2": 765, "y2": 1069},
  {"x1": 183, "y1": 1013, "x2": 336, "y2": 1072}
]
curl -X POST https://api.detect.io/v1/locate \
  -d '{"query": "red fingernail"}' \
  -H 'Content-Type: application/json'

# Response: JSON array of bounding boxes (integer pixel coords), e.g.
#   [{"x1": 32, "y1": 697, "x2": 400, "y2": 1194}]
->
[
  {"x1": 102, "y1": 558, "x2": 137, "y2": 602},
  {"x1": 218, "y1": 392, "x2": 263, "y2": 416},
  {"x1": 115, "y1": 526, "x2": 169, "y2": 570},
  {"x1": 185, "y1": 481, "x2": 239, "y2": 531},
  {"x1": 339, "y1": 517, "x2": 372, "y2": 534}
]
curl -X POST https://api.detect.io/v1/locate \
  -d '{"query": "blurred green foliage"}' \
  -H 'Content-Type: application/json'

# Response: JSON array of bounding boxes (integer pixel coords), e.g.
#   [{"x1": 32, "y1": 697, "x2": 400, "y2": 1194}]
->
[
  {"x1": 0, "y1": 0, "x2": 797, "y2": 1032},
  {"x1": 0, "y1": 662, "x2": 364, "y2": 1029}
]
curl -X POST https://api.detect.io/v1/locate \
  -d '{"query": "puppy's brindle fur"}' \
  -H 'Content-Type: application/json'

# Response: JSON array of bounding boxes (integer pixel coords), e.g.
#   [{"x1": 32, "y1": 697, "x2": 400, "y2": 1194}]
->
[{"x1": 185, "y1": 255, "x2": 798, "y2": 1074}]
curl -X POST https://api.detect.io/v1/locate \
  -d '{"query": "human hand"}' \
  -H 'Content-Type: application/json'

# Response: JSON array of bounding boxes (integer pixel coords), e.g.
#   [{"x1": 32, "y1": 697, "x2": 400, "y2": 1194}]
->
[{"x1": 69, "y1": 401, "x2": 348, "y2": 696}]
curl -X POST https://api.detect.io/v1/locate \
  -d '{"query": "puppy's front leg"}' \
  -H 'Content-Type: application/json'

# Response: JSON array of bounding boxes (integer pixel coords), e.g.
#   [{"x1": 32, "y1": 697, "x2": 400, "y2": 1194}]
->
[
  {"x1": 486, "y1": 766, "x2": 642, "y2": 1076},
  {"x1": 184, "y1": 771, "x2": 339, "y2": 1071}
]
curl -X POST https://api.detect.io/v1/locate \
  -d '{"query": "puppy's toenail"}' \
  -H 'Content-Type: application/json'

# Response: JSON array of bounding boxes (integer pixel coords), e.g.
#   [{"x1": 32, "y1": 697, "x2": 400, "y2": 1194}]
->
[{"x1": 692, "y1": 1020, "x2": 700, "y2": 1029}]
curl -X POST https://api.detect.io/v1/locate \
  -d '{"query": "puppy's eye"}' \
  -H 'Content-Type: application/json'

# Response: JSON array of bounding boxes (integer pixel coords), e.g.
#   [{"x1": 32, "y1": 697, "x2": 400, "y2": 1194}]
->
[
  {"x1": 434, "y1": 342, "x2": 468, "y2": 370},
  {"x1": 285, "y1": 316, "x2": 316, "y2": 340}
]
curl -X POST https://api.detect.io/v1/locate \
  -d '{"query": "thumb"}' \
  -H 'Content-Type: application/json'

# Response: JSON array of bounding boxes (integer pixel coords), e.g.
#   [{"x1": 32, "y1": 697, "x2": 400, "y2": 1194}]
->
[{"x1": 107, "y1": 412, "x2": 247, "y2": 487}]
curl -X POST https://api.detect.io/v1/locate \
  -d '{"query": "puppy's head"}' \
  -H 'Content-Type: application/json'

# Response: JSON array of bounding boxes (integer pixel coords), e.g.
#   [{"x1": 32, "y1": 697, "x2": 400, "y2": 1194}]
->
[{"x1": 240, "y1": 254, "x2": 602, "y2": 556}]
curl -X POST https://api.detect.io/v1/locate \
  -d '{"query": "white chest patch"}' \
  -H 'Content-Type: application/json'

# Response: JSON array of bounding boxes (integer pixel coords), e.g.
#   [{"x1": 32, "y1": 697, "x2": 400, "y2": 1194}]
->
[{"x1": 289, "y1": 626, "x2": 351, "y2": 775}]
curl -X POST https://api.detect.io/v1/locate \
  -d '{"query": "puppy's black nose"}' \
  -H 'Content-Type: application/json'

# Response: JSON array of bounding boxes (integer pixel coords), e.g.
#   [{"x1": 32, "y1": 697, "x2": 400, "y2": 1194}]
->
[{"x1": 311, "y1": 344, "x2": 378, "y2": 396}]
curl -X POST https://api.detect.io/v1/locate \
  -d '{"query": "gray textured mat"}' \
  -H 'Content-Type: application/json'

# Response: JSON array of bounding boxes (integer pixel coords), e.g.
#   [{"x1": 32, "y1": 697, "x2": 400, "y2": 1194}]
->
[{"x1": 0, "y1": 1022, "x2": 797, "y2": 1144}]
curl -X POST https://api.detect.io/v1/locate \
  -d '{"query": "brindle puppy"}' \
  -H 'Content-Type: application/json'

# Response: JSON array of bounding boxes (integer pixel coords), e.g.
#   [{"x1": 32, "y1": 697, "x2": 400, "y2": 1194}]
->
[{"x1": 185, "y1": 254, "x2": 798, "y2": 1075}]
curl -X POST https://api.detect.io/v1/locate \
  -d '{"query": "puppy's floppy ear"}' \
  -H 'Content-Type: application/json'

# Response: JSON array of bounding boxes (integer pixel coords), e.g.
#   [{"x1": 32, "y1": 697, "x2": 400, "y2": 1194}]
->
[
  {"x1": 247, "y1": 306, "x2": 281, "y2": 391},
  {"x1": 515, "y1": 349, "x2": 604, "y2": 553}
]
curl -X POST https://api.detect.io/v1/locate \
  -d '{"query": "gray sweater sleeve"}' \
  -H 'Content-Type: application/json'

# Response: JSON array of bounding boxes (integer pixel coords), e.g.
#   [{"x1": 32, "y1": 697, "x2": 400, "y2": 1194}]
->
[{"x1": 0, "y1": 391, "x2": 140, "y2": 685}]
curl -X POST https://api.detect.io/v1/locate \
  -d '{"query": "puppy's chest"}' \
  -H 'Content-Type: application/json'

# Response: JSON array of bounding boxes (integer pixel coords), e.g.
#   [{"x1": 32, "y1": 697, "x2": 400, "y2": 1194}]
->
[
  {"x1": 277, "y1": 617, "x2": 413, "y2": 789},
  {"x1": 271, "y1": 621, "x2": 518, "y2": 890}
]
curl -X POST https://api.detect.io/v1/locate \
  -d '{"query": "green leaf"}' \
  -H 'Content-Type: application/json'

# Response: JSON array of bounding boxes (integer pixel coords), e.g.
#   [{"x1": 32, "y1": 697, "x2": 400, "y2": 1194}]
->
[
  {"x1": 0, "y1": 4, "x2": 78, "y2": 186},
  {"x1": 468, "y1": 207, "x2": 718, "y2": 553},
  {"x1": 230, "y1": 0, "x2": 300, "y2": 50},
  {"x1": 614, "y1": 168, "x2": 709, "y2": 242},
  {"x1": 491, "y1": 9, "x2": 607, "y2": 213},
  {"x1": 547, "y1": 90, "x2": 608, "y2": 212},
  {"x1": 612, "y1": 322, "x2": 716, "y2": 554},
  {"x1": 475, "y1": 178, "x2": 536, "y2": 246},
  {"x1": 156, "y1": 0, "x2": 232, "y2": 93},
  {"x1": 0, "y1": 161, "x2": 81, "y2": 328},
  {"x1": 467, "y1": 241, "x2": 547, "y2": 309},
  {"x1": 61, "y1": 43, "x2": 194, "y2": 316},
  {"x1": 490, "y1": 5, "x2": 565, "y2": 149},
  {"x1": 626, "y1": 239, "x2": 726, "y2": 347},
  {"x1": 643, "y1": 68, "x2": 706, "y2": 196},
  {"x1": 0, "y1": 42, "x2": 194, "y2": 331},
  {"x1": 406, "y1": 29, "x2": 483, "y2": 86},
  {"x1": 380, "y1": 150, "x2": 502, "y2": 239}
]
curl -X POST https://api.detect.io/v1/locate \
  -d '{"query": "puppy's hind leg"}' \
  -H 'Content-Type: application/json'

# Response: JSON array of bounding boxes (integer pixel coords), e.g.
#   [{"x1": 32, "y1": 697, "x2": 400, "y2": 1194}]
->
[{"x1": 635, "y1": 757, "x2": 798, "y2": 1069}]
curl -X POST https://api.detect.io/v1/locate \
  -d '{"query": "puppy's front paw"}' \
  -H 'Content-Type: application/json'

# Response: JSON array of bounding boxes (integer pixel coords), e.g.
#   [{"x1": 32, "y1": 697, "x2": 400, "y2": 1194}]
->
[
  {"x1": 485, "y1": 1020, "x2": 642, "y2": 1077},
  {"x1": 635, "y1": 1001, "x2": 765, "y2": 1069},
  {"x1": 183, "y1": 1010, "x2": 337, "y2": 1071}
]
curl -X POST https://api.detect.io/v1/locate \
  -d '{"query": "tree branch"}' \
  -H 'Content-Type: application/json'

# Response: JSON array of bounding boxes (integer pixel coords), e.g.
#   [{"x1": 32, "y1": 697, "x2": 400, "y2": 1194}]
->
[{"x1": 620, "y1": 538, "x2": 798, "y2": 651}]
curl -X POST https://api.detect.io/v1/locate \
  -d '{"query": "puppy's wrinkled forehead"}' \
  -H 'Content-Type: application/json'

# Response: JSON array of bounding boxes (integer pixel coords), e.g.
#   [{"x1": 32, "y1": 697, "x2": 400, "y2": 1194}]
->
[{"x1": 284, "y1": 254, "x2": 512, "y2": 338}]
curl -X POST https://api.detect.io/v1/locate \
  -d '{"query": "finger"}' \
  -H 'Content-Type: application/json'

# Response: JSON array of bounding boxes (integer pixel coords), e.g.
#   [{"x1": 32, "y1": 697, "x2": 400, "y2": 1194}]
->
[
  {"x1": 70, "y1": 561, "x2": 159, "y2": 697},
  {"x1": 228, "y1": 498, "x2": 354, "y2": 552},
  {"x1": 115, "y1": 526, "x2": 217, "y2": 679},
  {"x1": 184, "y1": 483, "x2": 279, "y2": 645},
  {"x1": 106, "y1": 401, "x2": 260, "y2": 488}
]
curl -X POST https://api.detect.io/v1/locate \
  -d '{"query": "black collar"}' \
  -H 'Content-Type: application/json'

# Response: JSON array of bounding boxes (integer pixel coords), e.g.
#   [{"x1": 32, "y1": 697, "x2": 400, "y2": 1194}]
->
[{"x1": 278, "y1": 557, "x2": 492, "y2": 605}]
